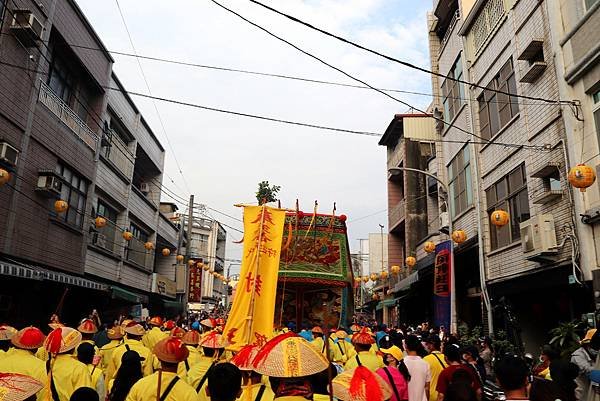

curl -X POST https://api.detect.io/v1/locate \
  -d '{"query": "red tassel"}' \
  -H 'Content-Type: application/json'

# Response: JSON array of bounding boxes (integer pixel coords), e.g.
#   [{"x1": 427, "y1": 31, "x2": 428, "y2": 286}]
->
[
  {"x1": 252, "y1": 332, "x2": 297, "y2": 368},
  {"x1": 45, "y1": 328, "x2": 63, "y2": 354},
  {"x1": 349, "y1": 366, "x2": 383, "y2": 401},
  {"x1": 231, "y1": 345, "x2": 256, "y2": 368}
]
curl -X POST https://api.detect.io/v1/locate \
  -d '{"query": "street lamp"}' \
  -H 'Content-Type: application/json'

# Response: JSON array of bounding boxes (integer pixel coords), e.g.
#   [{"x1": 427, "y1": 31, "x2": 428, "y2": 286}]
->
[{"x1": 388, "y1": 166, "x2": 457, "y2": 333}]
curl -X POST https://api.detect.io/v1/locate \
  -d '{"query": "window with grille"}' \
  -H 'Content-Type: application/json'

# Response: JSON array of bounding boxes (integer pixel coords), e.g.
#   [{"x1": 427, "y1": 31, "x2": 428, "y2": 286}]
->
[
  {"x1": 93, "y1": 200, "x2": 119, "y2": 252},
  {"x1": 486, "y1": 164, "x2": 530, "y2": 250},
  {"x1": 53, "y1": 163, "x2": 87, "y2": 228},
  {"x1": 593, "y1": 90, "x2": 600, "y2": 141},
  {"x1": 471, "y1": 0, "x2": 506, "y2": 53},
  {"x1": 478, "y1": 59, "x2": 519, "y2": 140},
  {"x1": 448, "y1": 146, "x2": 473, "y2": 217},
  {"x1": 441, "y1": 55, "x2": 465, "y2": 124}
]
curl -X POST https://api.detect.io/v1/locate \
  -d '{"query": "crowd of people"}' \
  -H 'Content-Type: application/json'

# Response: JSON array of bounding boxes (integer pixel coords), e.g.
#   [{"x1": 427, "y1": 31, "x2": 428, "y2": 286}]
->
[{"x1": 1, "y1": 314, "x2": 600, "y2": 401}]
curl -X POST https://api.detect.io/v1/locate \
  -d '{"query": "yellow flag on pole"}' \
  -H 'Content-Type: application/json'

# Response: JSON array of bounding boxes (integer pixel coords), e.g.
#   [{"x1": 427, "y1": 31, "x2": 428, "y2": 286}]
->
[{"x1": 224, "y1": 205, "x2": 286, "y2": 351}]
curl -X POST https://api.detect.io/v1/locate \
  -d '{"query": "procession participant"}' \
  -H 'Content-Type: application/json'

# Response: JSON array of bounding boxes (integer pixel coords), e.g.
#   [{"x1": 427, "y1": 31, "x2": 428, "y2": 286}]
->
[
  {"x1": 571, "y1": 329, "x2": 598, "y2": 401},
  {"x1": 344, "y1": 327, "x2": 384, "y2": 371},
  {"x1": 436, "y1": 344, "x2": 480, "y2": 401},
  {"x1": 299, "y1": 325, "x2": 313, "y2": 342},
  {"x1": 44, "y1": 326, "x2": 92, "y2": 401},
  {"x1": 333, "y1": 329, "x2": 353, "y2": 364},
  {"x1": 177, "y1": 330, "x2": 202, "y2": 380},
  {"x1": 142, "y1": 317, "x2": 167, "y2": 350},
  {"x1": 98, "y1": 326, "x2": 125, "y2": 376},
  {"x1": 311, "y1": 326, "x2": 329, "y2": 357},
  {"x1": 69, "y1": 387, "x2": 99, "y2": 401},
  {"x1": 76, "y1": 319, "x2": 100, "y2": 356},
  {"x1": 187, "y1": 331, "x2": 226, "y2": 396},
  {"x1": 0, "y1": 327, "x2": 47, "y2": 401},
  {"x1": 207, "y1": 362, "x2": 243, "y2": 401},
  {"x1": 170, "y1": 326, "x2": 186, "y2": 339},
  {"x1": 533, "y1": 345, "x2": 559, "y2": 379},
  {"x1": 125, "y1": 337, "x2": 198, "y2": 401},
  {"x1": 377, "y1": 346, "x2": 409, "y2": 401},
  {"x1": 109, "y1": 322, "x2": 153, "y2": 379},
  {"x1": 461, "y1": 346, "x2": 486, "y2": 386},
  {"x1": 230, "y1": 344, "x2": 275, "y2": 401},
  {"x1": 0, "y1": 325, "x2": 16, "y2": 359},
  {"x1": 163, "y1": 321, "x2": 176, "y2": 332},
  {"x1": 495, "y1": 356, "x2": 529, "y2": 401},
  {"x1": 403, "y1": 335, "x2": 431, "y2": 401},
  {"x1": 478, "y1": 337, "x2": 493, "y2": 379},
  {"x1": 107, "y1": 350, "x2": 144, "y2": 401},
  {"x1": 200, "y1": 318, "x2": 216, "y2": 335},
  {"x1": 0, "y1": 373, "x2": 44, "y2": 401},
  {"x1": 309, "y1": 363, "x2": 338, "y2": 401},
  {"x1": 253, "y1": 332, "x2": 329, "y2": 401},
  {"x1": 77, "y1": 342, "x2": 106, "y2": 401},
  {"x1": 332, "y1": 366, "x2": 393, "y2": 401},
  {"x1": 423, "y1": 334, "x2": 448, "y2": 401}
]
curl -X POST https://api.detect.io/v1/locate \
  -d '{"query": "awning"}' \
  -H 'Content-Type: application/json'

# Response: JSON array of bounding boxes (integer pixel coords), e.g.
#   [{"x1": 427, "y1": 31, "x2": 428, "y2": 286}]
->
[
  {"x1": 393, "y1": 272, "x2": 419, "y2": 293},
  {"x1": 376, "y1": 298, "x2": 399, "y2": 310},
  {"x1": 0, "y1": 258, "x2": 108, "y2": 291},
  {"x1": 111, "y1": 286, "x2": 148, "y2": 304},
  {"x1": 163, "y1": 300, "x2": 184, "y2": 311}
]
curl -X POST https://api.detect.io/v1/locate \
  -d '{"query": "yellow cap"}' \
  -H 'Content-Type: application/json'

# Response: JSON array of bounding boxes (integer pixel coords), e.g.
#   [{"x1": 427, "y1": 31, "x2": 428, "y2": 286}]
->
[
  {"x1": 380, "y1": 345, "x2": 404, "y2": 361},
  {"x1": 581, "y1": 329, "x2": 597, "y2": 344}
]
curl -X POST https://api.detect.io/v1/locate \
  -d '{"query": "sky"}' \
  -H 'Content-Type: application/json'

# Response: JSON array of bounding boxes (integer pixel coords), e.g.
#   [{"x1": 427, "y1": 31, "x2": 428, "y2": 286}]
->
[{"x1": 76, "y1": 0, "x2": 433, "y2": 275}]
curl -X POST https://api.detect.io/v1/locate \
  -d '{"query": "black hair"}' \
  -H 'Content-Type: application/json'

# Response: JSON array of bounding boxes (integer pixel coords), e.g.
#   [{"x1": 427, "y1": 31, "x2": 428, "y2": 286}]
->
[
  {"x1": 495, "y1": 356, "x2": 529, "y2": 391},
  {"x1": 541, "y1": 345, "x2": 560, "y2": 361},
  {"x1": 76, "y1": 343, "x2": 95, "y2": 365},
  {"x1": 444, "y1": 344, "x2": 462, "y2": 363},
  {"x1": 398, "y1": 360, "x2": 412, "y2": 382},
  {"x1": 404, "y1": 335, "x2": 421, "y2": 352},
  {"x1": 0, "y1": 340, "x2": 11, "y2": 352},
  {"x1": 309, "y1": 364, "x2": 338, "y2": 394},
  {"x1": 69, "y1": 387, "x2": 99, "y2": 401},
  {"x1": 461, "y1": 346, "x2": 479, "y2": 360},
  {"x1": 444, "y1": 383, "x2": 477, "y2": 401},
  {"x1": 109, "y1": 351, "x2": 143, "y2": 401},
  {"x1": 425, "y1": 335, "x2": 442, "y2": 350},
  {"x1": 354, "y1": 343, "x2": 371, "y2": 352},
  {"x1": 549, "y1": 360, "x2": 579, "y2": 401},
  {"x1": 207, "y1": 362, "x2": 242, "y2": 401},
  {"x1": 203, "y1": 347, "x2": 224, "y2": 358}
]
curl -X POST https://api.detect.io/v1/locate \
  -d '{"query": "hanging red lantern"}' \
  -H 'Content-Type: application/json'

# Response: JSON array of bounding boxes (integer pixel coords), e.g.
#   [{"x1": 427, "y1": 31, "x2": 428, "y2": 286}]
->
[
  {"x1": 188, "y1": 259, "x2": 195, "y2": 267},
  {"x1": 176, "y1": 254, "x2": 184, "y2": 262},
  {"x1": 54, "y1": 200, "x2": 68, "y2": 213},
  {"x1": 391, "y1": 265, "x2": 401, "y2": 274},
  {"x1": 0, "y1": 169, "x2": 10, "y2": 186},
  {"x1": 162, "y1": 248, "x2": 171, "y2": 257},
  {"x1": 362, "y1": 276, "x2": 369, "y2": 283},
  {"x1": 490, "y1": 210, "x2": 509, "y2": 227},
  {"x1": 380, "y1": 271, "x2": 389, "y2": 279},
  {"x1": 568, "y1": 164, "x2": 596, "y2": 192},
  {"x1": 452, "y1": 230, "x2": 467, "y2": 244},
  {"x1": 405, "y1": 256, "x2": 416, "y2": 268},
  {"x1": 424, "y1": 241, "x2": 436, "y2": 253},
  {"x1": 94, "y1": 216, "x2": 107, "y2": 228},
  {"x1": 143, "y1": 241, "x2": 154, "y2": 250},
  {"x1": 122, "y1": 231, "x2": 133, "y2": 241},
  {"x1": 370, "y1": 273, "x2": 378, "y2": 281}
]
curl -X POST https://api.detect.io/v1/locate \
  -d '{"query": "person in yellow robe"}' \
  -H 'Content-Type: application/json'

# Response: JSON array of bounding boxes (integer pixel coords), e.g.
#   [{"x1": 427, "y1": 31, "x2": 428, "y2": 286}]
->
[
  {"x1": 230, "y1": 344, "x2": 274, "y2": 401},
  {"x1": 344, "y1": 327, "x2": 384, "y2": 371},
  {"x1": 206, "y1": 362, "x2": 244, "y2": 401},
  {"x1": 178, "y1": 330, "x2": 203, "y2": 381},
  {"x1": 126, "y1": 337, "x2": 198, "y2": 401},
  {"x1": 76, "y1": 318, "x2": 99, "y2": 356},
  {"x1": 142, "y1": 316, "x2": 168, "y2": 350},
  {"x1": 423, "y1": 334, "x2": 448, "y2": 401},
  {"x1": 109, "y1": 323, "x2": 154, "y2": 379},
  {"x1": 44, "y1": 326, "x2": 92, "y2": 401},
  {"x1": 0, "y1": 325, "x2": 16, "y2": 360},
  {"x1": 98, "y1": 325, "x2": 125, "y2": 378},
  {"x1": 187, "y1": 331, "x2": 225, "y2": 399},
  {"x1": 0, "y1": 326, "x2": 47, "y2": 401},
  {"x1": 332, "y1": 330, "x2": 354, "y2": 364},
  {"x1": 77, "y1": 342, "x2": 106, "y2": 401}
]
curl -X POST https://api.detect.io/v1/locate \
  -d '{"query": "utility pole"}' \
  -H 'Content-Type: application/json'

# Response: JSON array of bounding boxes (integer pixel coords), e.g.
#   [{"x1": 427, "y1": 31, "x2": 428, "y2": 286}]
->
[{"x1": 184, "y1": 195, "x2": 194, "y2": 315}]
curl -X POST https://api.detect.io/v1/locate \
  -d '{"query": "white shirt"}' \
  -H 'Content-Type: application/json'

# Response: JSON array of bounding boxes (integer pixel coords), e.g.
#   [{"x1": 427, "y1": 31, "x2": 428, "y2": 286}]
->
[{"x1": 404, "y1": 355, "x2": 432, "y2": 401}]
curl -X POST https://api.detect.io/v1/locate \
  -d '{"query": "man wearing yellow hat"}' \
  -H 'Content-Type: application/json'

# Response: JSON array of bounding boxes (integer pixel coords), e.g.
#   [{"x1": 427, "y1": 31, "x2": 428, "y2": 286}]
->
[
  {"x1": 344, "y1": 328, "x2": 384, "y2": 371},
  {"x1": 109, "y1": 322, "x2": 154, "y2": 379},
  {"x1": 142, "y1": 316, "x2": 168, "y2": 350},
  {"x1": 177, "y1": 330, "x2": 203, "y2": 381},
  {"x1": 98, "y1": 325, "x2": 125, "y2": 378},
  {"x1": 571, "y1": 328, "x2": 598, "y2": 401},
  {"x1": 0, "y1": 373, "x2": 44, "y2": 401},
  {"x1": 0, "y1": 327, "x2": 47, "y2": 401},
  {"x1": 230, "y1": 344, "x2": 275, "y2": 401},
  {"x1": 187, "y1": 331, "x2": 226, "y2": 400},
  {"x1": 126, "y1": 337, "x2": 198, "y2": 401},
  {"x1": 332, "y1": 330, "x2": 355, "y2": 364},
  {"x1": 0, "y1": 325, "x2": 17, "y2": 360},
  {"x1": 44, "y1": 326, "x2": 92, "y2": 401}
]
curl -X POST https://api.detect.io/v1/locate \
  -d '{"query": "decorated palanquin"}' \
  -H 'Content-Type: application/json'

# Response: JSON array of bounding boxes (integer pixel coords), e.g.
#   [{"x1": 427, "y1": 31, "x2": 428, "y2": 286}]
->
[{"x1": 274, "y1": 213, "x2": 354, "y2": 329}]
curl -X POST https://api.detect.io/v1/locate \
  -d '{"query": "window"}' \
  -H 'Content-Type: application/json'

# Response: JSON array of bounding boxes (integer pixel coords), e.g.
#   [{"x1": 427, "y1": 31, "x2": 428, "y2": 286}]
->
[
  {"x1": 93, "y1": 200, "x2": 118, "y2": 252},
  {"x1": 97, "y1": 200, "x2": 117, "y2": 223},
  {"x1": 125, "y1": 223, "x2": 149, "y2": 265},
  {"x1": 593, "y1": 90, "x2": 600, "y2": 141},
  {"x1": 585, "y1": 0, "x2": 599, "y2": 11},
  {"x1": 47, "y1": 50, "x2": 75, "y2": 105},
  {"x1": 486, "y1": 164, "x2": 530, "y2": 250},
  {"x1": 441, "y1": 56, "x2": 465, "y2": 123},
  {"x1": 54, "y1": 163, "x2": 87, "y2": 228},
  {"x1": 448, "y1": 146, "x2": 473, "y2": 217},
  {"x1": 478, "y1": 59, "x2": 519, "y2": 139}
]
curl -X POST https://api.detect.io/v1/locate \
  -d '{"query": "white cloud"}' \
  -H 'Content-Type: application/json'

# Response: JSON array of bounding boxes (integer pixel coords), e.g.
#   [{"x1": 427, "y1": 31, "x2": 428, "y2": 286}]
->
[{"x1": 76, "y1": 0, "x2": 433, "y2": 271}]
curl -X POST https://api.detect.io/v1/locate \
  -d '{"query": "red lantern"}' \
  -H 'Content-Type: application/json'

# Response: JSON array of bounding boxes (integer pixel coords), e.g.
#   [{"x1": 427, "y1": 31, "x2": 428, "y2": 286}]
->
[
  {"x1": 94, "y1": 216, "x2": 107, "y2": 228},
  {"x1": 568, "y1": 164, "x2": 596, "y2": 192},
  {"x1": 162, "y1": 248, "x2": 171, "y2": 257},
  {"x1": 424, "y1": 241, "x2": 436, "y2": 253},
  {"x1": 339, "y1": 215, "x2": 347, "y2": 222},
  {"x1": 405, "y1": 256, "x2": 416, "y2": 268},
  {"x1": 0, "y1": 169, "x2": 10, "y2": 186},
  {"x1": 490, "y1": 210, "x2": 509, "y2": 227},
  {"x1": 452, "y1": 230, "x2": 467, "y2": 244},
  {"x1": 54, "y1": 200, "x2": 68, "y2": 213},
  {"x1": 143, "y1": 241, "x2": 154, "y2": 250}
]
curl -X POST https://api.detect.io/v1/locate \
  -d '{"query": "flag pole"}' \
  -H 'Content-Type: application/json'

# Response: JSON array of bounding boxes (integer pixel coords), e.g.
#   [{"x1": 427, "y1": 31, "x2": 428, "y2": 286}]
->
[{"x1": 245, "y1": 204, "x2": 267, "y2": 345}]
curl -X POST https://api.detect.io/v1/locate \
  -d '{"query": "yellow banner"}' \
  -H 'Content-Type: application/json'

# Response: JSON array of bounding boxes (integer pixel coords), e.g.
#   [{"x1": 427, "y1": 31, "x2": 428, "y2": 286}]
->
[{"x1": 224, "y1": 205, "x2": 286, "y2": 351}]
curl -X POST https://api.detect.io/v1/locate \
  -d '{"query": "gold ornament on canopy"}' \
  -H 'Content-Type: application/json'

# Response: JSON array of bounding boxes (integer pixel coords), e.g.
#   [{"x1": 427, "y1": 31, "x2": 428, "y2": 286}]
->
[
  {"x1": 176, "y1": 254, "x2": 184, "y2": 262},
  {"x1": 188, "y1": 259, "x2": 195, "y2": 267},
  {"x1": 162, "y1": 248, "x2": 171, "y2": 257},
  {"x1": 370, "y1": 273, "x2": 378, "y2": 281},
  {"x1": 203, "y1": 264, "x2": 210, "y2": 271},
  {"x1": 0, "y1": 169, "x2": 10, "y2": 186},
  {"x1": 380, "y1": 270, "x2": 389, "y2": 279},
  {"x1": 362, "y1": 276, "x2": 369, "y2": 283}
]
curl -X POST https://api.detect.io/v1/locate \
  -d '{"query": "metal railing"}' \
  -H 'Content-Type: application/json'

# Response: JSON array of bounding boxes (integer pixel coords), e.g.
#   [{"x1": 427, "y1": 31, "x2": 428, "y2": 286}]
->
[
  {"x1": 104, "y1": 129, "x2": 133, "y2": 178},
  {"x1": 90, "y1": 221, "x2": 120, "y2": 254},
  {"x1": 126, "y1": 237, "x2": 153, "y2": 270},
  {"x1": 388, "y1": 199, "x2": 406, "y2": 228},
  {"x1": 38, "y1": 80, "x2": 98, "y2": 150},
  {"x1": 439, "y1": 10, "x2": 460, "y2": 55}
]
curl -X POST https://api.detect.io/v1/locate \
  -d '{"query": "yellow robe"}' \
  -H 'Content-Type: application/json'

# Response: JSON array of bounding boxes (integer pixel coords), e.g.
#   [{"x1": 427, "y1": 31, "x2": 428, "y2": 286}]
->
[
  {"x1": 98, "y1": 339, "x2": 123, "y2": 376},
  {"x1": 424, "y1": 351, "x2": 448, "y2": 401},
  {"x1": 87, "y1": 363, "x2": 106, "y2": 401},
  {"x1": 343, "y1": 351, "x2": 384, "y2": 371},
  {"x1": 125, "y1": 371, "x2": 198, "y2": 401},
  {"x1": 142, "y1": 327, "x2": 167, "y2": 350},
  {"x1": 237, "y1": 383, "x2": 275, "y2": 401},
  {"x1": 0, "y1": 348, "x2": 48, "y2": 401},
  {"x1": 186, "y1": 355, "x2": 217, "y2": 395},
  {"x1": 109, "y1": 338, "x2": 154, "y2": 379},
  {"x1": 49, "y1": 354, "x2": 93, "y2": 401},
  {"x1": 177, "y1": 345, "x2": 203, "y2": 381}
]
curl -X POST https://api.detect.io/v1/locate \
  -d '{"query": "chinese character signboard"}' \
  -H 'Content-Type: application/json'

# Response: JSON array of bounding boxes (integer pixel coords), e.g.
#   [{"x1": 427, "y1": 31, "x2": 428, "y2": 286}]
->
[
  {"x1": 223, "y1": 205, "x2": 286, "y2": 351},
  {"x1": 433, "y1": 240, "x2": 451, "y2": 330},
  {"x1": 188, "y1": 263, "x2": 202, "y2": 303}
]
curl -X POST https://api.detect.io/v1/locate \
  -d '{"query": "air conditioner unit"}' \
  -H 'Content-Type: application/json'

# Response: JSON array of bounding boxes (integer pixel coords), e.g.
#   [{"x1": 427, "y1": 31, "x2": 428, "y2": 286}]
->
[
  {"x1": 139, "y1": 182, "x2": 150, "y2": 193},
  {"x1": 9, "y1": 10, "x2": 43, "y2": 47},
  {"x1": 0, "y1": 142, "x2": 19, "y2": 168},
  {"x1": 36, "y1": 171, "x2": 62, "y2": 197},
  {"x1": 520, "y1": 214, "x2": 558, "y2": 261}
]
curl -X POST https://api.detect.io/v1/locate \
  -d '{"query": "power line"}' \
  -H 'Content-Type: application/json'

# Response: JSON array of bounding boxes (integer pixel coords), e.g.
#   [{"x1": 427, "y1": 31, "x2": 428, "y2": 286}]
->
[
  {"x1": 247, "y1": 0, "x2": 575, "y2": 106},
  {"x1": 207, "y1": 0, "x2": 544, "y2": 150},
  {"x1": 114, "y1": 0, "x2": 192, "y2": 195}
]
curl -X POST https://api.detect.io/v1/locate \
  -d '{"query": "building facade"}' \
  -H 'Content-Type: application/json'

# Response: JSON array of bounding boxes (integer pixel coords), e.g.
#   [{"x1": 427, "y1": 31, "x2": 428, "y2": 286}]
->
[{"x1": 0, "y1": 0, "x2": 183, "y2": 326}]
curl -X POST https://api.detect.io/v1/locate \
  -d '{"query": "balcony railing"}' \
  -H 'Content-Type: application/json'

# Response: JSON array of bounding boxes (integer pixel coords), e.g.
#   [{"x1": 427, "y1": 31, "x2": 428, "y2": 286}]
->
[
  {"x1": 389, "y1": 199, "x2": 406, "y2": 228},
  {"x1": 126, "y1": 237, "x2": 154, "y2": 270},
  {"x1": 38, "y1": 80, "x2": 98, "y2": 150},
  {"x1": 104, "y1": 129, "x2": 133, "y2": 178},
  {"x1": 90, "y1": 220, "x2": 120, "y2": 255},
  {"x1": 439, "y1": 10, "x2": 460, "y2": 55}
]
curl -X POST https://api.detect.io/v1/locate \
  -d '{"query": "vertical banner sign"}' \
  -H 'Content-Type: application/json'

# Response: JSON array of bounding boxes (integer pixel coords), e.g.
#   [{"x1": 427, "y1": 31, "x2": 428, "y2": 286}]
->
[
  {"x1": 433, "y1": 240, "x2": 451, "y2": 330},
  {"x1": 188, "y1": 263, "x2": 202, "y2": 303},
  {"x1": 223, "y1": 205, "x2": 286, "y2": 351}
]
